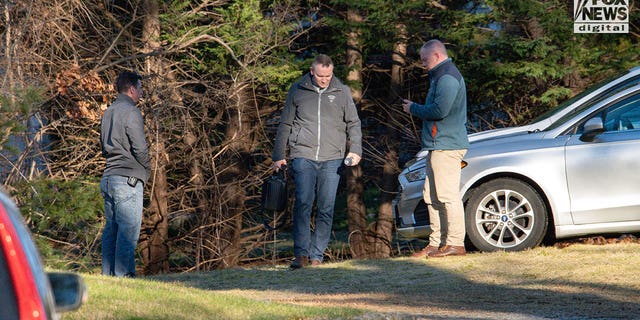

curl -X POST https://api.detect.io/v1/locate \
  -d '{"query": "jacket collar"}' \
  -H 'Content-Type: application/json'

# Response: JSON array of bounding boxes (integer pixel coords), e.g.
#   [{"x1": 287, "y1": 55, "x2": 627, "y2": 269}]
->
[
  {"x1": 428, "y1": 58, "x2": 452, "y2": 77},
  {"x1": 115, "y1": 93, "x2": 136, "y2": 105},
  {"x1": 299, "y1": 73, "x2": 342, "y2": 92}
]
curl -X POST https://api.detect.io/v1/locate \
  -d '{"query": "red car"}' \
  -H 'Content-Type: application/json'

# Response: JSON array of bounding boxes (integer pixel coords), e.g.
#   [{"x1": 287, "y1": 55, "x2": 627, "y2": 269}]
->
[{"x1": 0, "y1": 190, "x2": 86, "y2": 319}]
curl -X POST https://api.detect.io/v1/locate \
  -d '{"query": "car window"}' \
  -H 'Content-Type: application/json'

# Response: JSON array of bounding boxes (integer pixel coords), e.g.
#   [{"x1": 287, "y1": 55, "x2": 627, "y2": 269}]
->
[
  {"x1": 542, "y1": 73, "x2": 640, "y2": 131},
  {"x1": 602, "y1": 95, "x2": 640, "y2": 132},
  {"x1": 574, "y1": 93, "x2": 640, "y2": 134},
  {"x1": 0, "y1": 242, "x2": 20, "y2": 320}
]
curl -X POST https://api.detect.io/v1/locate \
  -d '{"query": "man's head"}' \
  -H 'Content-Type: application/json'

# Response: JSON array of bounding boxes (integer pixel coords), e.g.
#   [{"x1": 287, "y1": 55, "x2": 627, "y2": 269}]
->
[
  {"x1": 419, "y1": 40, "x2": 448, "y2": 71},
  {"x1": 115, "y1": 71, "x2": 143, "y2": 103},
  {"x1": 309, "y1": 54, "x2": 334, "y2": 89}
]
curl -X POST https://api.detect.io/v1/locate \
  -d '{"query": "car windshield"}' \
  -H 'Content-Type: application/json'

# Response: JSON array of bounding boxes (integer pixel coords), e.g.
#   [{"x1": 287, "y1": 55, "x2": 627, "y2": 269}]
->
[
  {"x1": 530, "y1": 84, "x2": 602, "y2": 123},
  {"x1": 542, "y1": 70, "x2": 640, "y2": 131}
]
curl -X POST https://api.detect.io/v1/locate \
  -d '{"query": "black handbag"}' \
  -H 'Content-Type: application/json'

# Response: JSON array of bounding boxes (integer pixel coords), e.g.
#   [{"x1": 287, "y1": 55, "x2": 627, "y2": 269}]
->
[{"x1": 261, "y1": 166, "x2": 288, "y2": 230}]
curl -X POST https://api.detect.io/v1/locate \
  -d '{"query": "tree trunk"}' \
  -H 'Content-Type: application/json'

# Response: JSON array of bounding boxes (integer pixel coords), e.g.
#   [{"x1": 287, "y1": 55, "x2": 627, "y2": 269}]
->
[
  {"x1": 372, "y1": 22, "x2": 408, "y2": 257},
  {"x1": 344, "y1": 7, "x2": 370, "y2": 258},
  {"x1": 183, "y1": 114, "x2": 211, "y2": 271},
  {"x1": 346, "y1": 165, "x2": 369, "y2": 258},
  {"x1": 139, "y1": 0, "x2": 169, "y2": 274},
  {"x1": 3, "y1": 0, "x2": 15, "y2": 106},
  {"x1": 215, "y1": 80, "x2": 254, "y2": 268},
  {"x1": 142, "y1": 134, "x2": 170, "y2": 274},
  {"x1": 391, "y1": 23, "x2": 407, "y2": 101},
  {"x1": 346, "y1": 8, "x2": 363, "y2": 103}
]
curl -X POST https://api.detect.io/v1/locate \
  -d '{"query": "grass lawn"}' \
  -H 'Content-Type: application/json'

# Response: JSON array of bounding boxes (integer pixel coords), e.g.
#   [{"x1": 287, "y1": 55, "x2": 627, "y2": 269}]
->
[{"x1": 60, "y1": 242, "x2": 640, "y2": 319}]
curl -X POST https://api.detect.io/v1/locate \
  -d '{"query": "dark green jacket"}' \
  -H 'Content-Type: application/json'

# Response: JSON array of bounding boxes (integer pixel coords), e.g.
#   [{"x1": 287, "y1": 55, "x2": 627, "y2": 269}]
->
[{"x1": 410, "y1": 58, "x2": 469, "y2": 151}]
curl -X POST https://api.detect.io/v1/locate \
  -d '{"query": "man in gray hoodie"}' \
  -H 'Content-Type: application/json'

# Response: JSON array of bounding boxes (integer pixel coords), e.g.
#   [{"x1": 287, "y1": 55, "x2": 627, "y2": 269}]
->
[
  {"x1": 272, "y1": 54, "x2": 362, "y2": 269},
  {"x1": 100, "y1": 71, "x2": 151, "y2": 277}
]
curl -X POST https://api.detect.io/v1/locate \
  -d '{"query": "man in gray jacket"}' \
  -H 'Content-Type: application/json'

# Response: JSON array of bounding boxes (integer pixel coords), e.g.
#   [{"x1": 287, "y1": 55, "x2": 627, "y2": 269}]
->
[
  {"x1": 272, "y1": 54, "x2": 362, "y2": 268},
  {"x1": 402, "y1": 40, "x2": 469, "y2": 258},
  {"x1": 100, "y1": 71, "x2": 151, "y2": 277}
]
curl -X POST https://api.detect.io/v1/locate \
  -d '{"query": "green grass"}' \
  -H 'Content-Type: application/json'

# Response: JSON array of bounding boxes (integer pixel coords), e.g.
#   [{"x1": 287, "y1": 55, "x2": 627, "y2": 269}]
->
[
  {"x1": 61, "y1": 271, "x2": 363, "y2": 320},
  {"x1": 61, "y1": 242, "x2": 640, "y2": 320}
]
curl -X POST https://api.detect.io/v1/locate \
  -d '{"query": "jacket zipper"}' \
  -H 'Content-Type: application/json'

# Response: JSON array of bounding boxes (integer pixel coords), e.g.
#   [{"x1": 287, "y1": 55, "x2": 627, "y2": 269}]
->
[{"x1": 315, "y1": 88, "x2": 322, "y2": 160}]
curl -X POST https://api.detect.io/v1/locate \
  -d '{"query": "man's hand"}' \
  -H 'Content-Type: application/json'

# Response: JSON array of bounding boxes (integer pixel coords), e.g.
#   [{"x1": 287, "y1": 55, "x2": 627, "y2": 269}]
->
[
  {"x1": 272, "y1": 159, "x2": 287, "y2": 171},
  {"x1": 345, "y1": 153, "x2": 361, "y2": 166},
  {"x1": 402, "y1": 99, "x2": 413, "y2": 114}
]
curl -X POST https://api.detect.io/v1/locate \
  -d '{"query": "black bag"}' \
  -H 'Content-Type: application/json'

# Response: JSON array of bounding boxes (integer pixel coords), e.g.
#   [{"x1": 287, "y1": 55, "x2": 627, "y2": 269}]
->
[{"x1": 261, "y1": 166, "x2": 288, "y2": 230}]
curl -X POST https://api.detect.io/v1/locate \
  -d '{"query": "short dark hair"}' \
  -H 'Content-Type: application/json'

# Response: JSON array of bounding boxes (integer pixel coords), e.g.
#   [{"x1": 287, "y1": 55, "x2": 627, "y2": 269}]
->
[
  {"x1": 115, "y1": 71, "x2": 142, "y2": 94},
  {"x1": 312, "y1": 54, "x2": 333, "y2": 68}
]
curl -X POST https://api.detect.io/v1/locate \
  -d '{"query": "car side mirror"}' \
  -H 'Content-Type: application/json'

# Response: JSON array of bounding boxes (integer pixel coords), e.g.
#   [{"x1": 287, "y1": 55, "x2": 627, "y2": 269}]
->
[
  {"x1": 47, "y1": 272, "x2": 88, "y2": 313},
  {"x1": 580, "y1": 117, "x2": 605, "y2": 142}
]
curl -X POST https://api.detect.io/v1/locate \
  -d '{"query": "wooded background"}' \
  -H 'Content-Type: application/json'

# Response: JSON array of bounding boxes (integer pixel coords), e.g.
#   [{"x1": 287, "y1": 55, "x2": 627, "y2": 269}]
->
[{"x1": 0, "y1": 0, "x2": 638, "y2": 274}]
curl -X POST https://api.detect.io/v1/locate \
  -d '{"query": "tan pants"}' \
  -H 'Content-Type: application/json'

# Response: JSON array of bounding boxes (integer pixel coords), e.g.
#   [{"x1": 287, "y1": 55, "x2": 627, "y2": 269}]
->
[{"x1": 423, "y1": 149, "x2": 467, "y2": 247}]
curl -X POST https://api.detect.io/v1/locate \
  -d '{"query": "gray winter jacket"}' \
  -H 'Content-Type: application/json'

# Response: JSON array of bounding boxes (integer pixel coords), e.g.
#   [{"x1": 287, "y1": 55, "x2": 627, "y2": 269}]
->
[
  {"x1": 272, "y1": 73, "x2": 362, "y2": 162},
  {"x1": 100, "y1": 94, "x2": 151, "y2": 184}
]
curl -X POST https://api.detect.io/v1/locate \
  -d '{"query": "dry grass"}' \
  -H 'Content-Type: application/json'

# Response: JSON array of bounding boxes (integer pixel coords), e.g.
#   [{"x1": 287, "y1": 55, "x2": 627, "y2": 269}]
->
[
  {"x1": 158, "y1": 243, "x2": 640, "y2": 319},
  {"x1": 63, "y1": 243, "x2": 640, "y2": 319}
]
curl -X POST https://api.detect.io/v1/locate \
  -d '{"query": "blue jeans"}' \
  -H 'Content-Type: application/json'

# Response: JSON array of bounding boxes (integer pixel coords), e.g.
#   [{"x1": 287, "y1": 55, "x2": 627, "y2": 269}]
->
[
  {"x1": 100, "y1": 175, "x2": 143, "y2": 277},
  {"x1": 291, "y1": 158, "x2": 342, "y2": 262}
]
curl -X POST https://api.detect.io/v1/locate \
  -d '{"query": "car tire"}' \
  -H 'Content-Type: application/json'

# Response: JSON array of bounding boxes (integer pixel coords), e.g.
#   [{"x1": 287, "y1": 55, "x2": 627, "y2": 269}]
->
[{"x1": 465, "y1": 178, "x2": 548, "y2": 252}]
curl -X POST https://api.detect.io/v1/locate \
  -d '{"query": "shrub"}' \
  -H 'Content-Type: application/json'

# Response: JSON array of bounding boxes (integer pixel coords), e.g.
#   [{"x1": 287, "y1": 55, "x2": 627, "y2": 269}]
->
[{"x1": 12, "y1": 176, "x2": 103, "y2": 272}]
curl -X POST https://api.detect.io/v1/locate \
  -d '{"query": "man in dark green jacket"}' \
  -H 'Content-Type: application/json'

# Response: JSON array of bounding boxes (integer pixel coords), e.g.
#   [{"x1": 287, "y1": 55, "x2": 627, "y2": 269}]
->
[
  {"x1": 273, "y1": 54, "x2": 362, "y2": 268},
  {"x1": 402, "y1": 40, "x2": 469, "y2": 258}
]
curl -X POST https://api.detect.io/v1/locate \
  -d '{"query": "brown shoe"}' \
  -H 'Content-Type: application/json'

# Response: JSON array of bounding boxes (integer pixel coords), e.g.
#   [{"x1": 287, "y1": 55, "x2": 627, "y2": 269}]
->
[
  {"x1": 310, "y1": 259, "x2": 322, "y2": 266},
  {"x1": 429, "y1": 245, "x2": 466, "y2": 258},
  {"x1": 411, "y1": 245, "x2": 440, "y2": 258},
  {"x1": 290, "y1": 256, "x2": 309, "y2": 269}
]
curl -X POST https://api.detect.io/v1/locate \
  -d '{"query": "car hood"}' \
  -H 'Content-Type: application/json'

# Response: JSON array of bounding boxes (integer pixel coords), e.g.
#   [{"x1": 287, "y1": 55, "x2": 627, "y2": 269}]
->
[
  {"x1": 469, "y1": 130, "x2": 546, "y2": 150},
  {"x1": 403, "y1": 128, "x2": 546, "y2": 173},
  {"x1": 402, "y1": 121, "x2": 552, "y2": 173},
  {"x1": 468, "y1": 119, "x2": 552, "y2": 143}
]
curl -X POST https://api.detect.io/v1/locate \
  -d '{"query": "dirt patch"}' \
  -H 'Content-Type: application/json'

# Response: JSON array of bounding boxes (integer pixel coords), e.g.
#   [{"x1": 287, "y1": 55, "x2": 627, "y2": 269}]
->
[{"x1": 554, "y1": 234, "x2": 639, "y2": 248}]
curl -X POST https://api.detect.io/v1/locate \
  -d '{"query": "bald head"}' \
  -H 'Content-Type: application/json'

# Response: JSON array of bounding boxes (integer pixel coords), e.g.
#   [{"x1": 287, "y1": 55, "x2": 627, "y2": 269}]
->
[{"x1": 419, "y1": 40, "x2": 448, "y2": 71}]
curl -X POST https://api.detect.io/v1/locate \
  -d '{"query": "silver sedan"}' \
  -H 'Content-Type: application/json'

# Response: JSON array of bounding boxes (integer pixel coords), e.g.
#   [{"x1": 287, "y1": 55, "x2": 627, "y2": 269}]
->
[{"x1": 394, "y1": 66, "x2": 640, "y2": 251}]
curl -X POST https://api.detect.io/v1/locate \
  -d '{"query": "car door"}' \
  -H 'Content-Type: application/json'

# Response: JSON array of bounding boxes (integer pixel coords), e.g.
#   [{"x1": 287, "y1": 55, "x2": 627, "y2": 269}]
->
[{"x1": 565, "y1": 92, "x2": 640, "y2": 224}]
